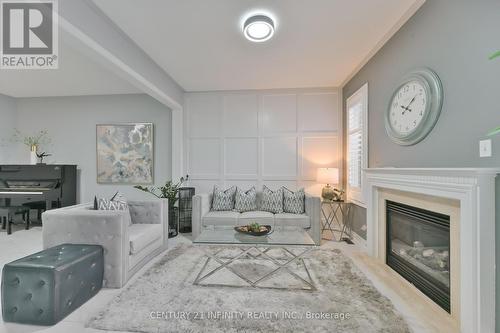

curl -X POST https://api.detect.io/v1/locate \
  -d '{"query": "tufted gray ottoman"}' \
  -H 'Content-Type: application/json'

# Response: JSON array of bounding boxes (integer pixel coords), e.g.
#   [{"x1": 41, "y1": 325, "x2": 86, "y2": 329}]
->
[{"x1": 1, "y1": 243, "x2": 103, "y2": 325}]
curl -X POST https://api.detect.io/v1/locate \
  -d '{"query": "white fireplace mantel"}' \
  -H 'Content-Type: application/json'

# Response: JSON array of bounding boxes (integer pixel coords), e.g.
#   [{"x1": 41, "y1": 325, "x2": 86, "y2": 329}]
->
[{"x1": 364, "y1": 167, "x2": 499, "y2": 333}]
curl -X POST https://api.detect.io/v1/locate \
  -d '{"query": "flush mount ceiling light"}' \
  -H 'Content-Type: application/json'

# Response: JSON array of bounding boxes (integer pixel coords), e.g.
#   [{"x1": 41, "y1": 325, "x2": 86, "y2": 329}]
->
[{"x1": 243, "y1": 14, "x2": 275, "y2": 42}]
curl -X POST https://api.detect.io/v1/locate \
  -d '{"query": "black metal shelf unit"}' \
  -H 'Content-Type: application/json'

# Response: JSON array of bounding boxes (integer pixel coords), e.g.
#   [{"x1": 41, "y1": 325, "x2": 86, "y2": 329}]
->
[{"x1": 178, "y1": 187, "x2": 195, "y2": 233}]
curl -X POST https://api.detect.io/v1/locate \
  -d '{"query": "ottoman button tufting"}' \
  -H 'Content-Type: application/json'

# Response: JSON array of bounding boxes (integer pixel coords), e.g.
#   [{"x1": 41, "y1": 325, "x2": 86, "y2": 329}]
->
[{"x1": 2, "y1": 244, "x2": 103, "y2": 325}]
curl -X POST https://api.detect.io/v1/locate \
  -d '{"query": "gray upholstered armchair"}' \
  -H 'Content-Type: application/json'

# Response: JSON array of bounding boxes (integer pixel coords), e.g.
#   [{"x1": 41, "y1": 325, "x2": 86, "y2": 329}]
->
[{"x1": 42, "y1": 200, "x2": 168, "y2": 288}]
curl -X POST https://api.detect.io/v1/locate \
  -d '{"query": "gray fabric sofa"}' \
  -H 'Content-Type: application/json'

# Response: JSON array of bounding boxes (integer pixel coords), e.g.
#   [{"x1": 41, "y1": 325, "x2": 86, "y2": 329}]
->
[
  {"x1": 192, "y1": 192, "x2": 321, "y2": 245},
  {"x1": 42, "y1": 200, "x2": 168, "y2": 288}
]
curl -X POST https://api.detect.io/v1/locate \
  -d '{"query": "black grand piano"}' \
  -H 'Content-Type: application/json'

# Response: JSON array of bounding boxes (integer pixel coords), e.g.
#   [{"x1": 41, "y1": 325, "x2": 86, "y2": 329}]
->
[{"x1": 0, "y1": 165, "x2": 77, "y2": 233}]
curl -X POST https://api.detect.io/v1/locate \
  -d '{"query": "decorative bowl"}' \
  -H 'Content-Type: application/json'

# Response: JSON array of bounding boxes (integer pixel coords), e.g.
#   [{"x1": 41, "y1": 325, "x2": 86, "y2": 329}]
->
[{"x1": 234, "y1": 224, "x2": 272, "y2": 236}]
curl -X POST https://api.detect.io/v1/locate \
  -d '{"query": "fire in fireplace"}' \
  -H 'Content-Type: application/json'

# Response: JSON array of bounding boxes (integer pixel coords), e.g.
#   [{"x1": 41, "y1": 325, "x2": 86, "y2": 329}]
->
[{"x1": 386, "y1": 200, "x2": 450, "y2": 312}]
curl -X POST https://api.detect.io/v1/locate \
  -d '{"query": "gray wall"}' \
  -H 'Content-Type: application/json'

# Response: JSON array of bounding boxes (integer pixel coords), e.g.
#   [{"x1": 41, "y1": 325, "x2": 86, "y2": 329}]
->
[
  {"x1": 344, "y1": 0, "x2": 500, "y2": 168},
  {"x1": 2, "y1": 94, "x2": 172, "y2": 202},
  {"x1": 342, "y1": 1, "x2": 500, "y2": 329},
  {"x1": 0, "y1": 93, "x2": 18, "y2": 163}
]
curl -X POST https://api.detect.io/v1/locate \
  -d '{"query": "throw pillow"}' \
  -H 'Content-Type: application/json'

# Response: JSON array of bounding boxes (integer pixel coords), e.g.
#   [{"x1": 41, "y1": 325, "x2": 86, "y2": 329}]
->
[
  {"x1": 211, "y1": 185, "x2": 236, "y2": 211},
  {"x1": 283, "y1": 187, "x2": 305, "y2": 214},
  {"x1": 260, "y1": 185, "x2": 283, "y2": 214},
  {"x1": 97, "y1": 191, "x2": 129, "y2": 211},
  {"x1": 234, "y1": 187, "x2": 257, "y2": 212}
]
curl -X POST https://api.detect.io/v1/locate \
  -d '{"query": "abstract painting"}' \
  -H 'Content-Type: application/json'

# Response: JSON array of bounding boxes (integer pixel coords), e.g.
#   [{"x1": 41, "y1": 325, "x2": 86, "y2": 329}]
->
[{"x1": 96, "y1": 123, "x2": 154, "y2": 184}]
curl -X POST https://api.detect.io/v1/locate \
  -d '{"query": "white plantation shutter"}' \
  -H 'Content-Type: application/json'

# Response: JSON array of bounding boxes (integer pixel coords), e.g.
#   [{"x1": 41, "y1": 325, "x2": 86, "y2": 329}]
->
[
  {"x1": 348, "y1": 105, "x2": 362, "y2": 188},
  {"x1": 347, "y1": 84, "x2": 368, "y2": 205}
]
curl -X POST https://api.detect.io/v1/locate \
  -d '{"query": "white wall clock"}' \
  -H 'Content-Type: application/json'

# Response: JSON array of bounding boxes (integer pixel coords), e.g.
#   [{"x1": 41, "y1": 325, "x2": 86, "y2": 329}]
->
[{"x1": 385, "y1": 68, "x2": 443, "y2": 146}]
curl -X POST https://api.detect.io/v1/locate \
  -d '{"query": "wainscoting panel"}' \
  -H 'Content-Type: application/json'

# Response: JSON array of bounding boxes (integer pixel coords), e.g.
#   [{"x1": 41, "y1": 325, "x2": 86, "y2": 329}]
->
[
  {"x1": 224, "y1": 138, "x2": 259, "y2": 178},
  {"x1": 301, "y1": 136, "x2": 340, "y2": 181},
  {"x1": 187, "y1": 94, "x2": 222, "y2": 138},
  {"x1": 298, "y1": 93, "x2": 339, "y2": 132},
  {"x1": 261, "y1": 94, "x2": 297, "y2": 133},
  {"x1": 185, "y1": 88, "x2": 341, "y2": 196},
  {"x1": 188, "y1": 138, "x2": 220, "y2": 178},
  {"x1": 262, "y1": 136, "x2": 297, "y2": 178},
  {"x1": 223, "y1": 94, "x2": 259, "y2": 137}
]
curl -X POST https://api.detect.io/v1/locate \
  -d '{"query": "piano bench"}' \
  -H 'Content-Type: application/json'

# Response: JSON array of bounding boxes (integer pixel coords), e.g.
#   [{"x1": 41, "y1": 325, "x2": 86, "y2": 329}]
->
[
  {"x1": 0, "y1": 206, "x2": 30, "y2": 235},
  {"x1": 1, "y1": 243, "x2": 104, "y2": 326}
]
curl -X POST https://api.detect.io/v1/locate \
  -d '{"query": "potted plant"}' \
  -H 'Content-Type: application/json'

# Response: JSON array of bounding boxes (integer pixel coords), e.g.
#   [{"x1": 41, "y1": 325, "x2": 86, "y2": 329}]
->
[
  {"x1": 489, "y1": 51, "x2": 500, "y2": 60},
  {"x1": 134, "y1": 175, "x2": 189, "y2": 238},
  {"x1": 9, "y1": 129, "x2": 51, "y2": 164}
]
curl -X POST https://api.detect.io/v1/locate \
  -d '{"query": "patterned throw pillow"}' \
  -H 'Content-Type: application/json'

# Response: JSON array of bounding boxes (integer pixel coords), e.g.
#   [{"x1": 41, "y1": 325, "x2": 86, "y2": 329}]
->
[
  {"x1": 283, "y1": 187, "x2": 305, "y2": 214},
  {"x1": 211, "y1": 185, "x2": 236, "y2": 211},
  {"x1": 234, "y1": 187, "x2": 257, "y2": 212},
  {"x1": 97, "y1": 191, "x2": 129, "y2": 211},
  {"x1": 260, "y1": 186, "x2": 283, "y2": 214}
]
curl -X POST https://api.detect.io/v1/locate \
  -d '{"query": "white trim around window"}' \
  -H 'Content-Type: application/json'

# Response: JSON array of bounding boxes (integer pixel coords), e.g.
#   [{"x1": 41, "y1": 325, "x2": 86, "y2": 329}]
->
[{"x1": 346, "y1": 83, "x2": 368, "y2": 206}]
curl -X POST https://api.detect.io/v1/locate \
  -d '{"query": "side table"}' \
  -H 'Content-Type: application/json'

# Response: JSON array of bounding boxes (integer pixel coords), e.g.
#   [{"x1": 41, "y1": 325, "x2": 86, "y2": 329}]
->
[{"x1": 320, "y1": 200, "x2": 353, "y2": 243}]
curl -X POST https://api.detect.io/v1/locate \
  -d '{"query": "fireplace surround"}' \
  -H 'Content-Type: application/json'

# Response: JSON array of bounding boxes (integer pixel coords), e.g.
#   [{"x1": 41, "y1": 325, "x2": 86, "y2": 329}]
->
[{"x1": 365, "y1": 168, "x2": 498, "y2": 333}]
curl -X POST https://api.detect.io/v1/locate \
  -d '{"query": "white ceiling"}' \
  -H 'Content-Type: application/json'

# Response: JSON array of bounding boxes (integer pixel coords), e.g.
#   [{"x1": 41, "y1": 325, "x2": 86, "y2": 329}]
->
[
  {"x1": 93, "y1": 0, "x2": 423, "y2": 91},
  {"x1": 0, "y1": 41, "x2": 140, "y2": 98}
]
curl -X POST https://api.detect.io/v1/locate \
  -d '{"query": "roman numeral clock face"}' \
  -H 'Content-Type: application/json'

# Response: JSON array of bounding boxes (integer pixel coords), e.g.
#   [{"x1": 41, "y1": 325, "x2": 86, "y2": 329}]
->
[
  {"x1": 389, "y1": 80, "x2": 427, "y2": 135},
  {"x1": 386, "y1": 69, "x2": 443, "y2": 146}
]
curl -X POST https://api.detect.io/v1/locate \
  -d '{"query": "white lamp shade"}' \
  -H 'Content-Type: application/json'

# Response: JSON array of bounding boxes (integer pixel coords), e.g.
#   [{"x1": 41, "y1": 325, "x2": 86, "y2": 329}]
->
[{"x1": 317, "y1": 168, "x2": 339, "y2": 185}]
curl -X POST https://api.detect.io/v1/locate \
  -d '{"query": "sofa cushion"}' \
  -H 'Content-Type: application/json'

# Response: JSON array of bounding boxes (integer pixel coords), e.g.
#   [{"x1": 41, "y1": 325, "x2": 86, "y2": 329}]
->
[
  {"x1": 96, "y1": 191, "x2": 128, "y2": 211},
  {"x1": 234, "y1": 187, "x2": 257, "y2": 212},
  {"x1": 129, "y1": 224, "x2": 162, "y2": 254},
  {"x1": 274, "y1": 213, "x2": 310, "y2": 228},
  {"x1": 238, "y1": 211, "x2": 274, "y2": 226},
  {"x1": 260, "y1": 186, "x2": 283, "y2": 214},
  {"x1": 283, "y1": 187, "x2": 305, "y2": 214},
  {"x1": 211, "y1": 185, "x2": 236, "y2": 211},
  {"x1": 202, "y1": 211, "x2": 240, "y2": 226}
]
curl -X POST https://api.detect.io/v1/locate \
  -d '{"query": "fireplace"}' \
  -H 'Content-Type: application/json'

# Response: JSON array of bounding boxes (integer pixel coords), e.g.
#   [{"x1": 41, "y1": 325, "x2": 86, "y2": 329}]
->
[
  {"x1": 386, "y1": 200, "x2": 450, "y2": 312},
  {"x1": 365, "y1": 168, "x2": 498, "y2": 332}
]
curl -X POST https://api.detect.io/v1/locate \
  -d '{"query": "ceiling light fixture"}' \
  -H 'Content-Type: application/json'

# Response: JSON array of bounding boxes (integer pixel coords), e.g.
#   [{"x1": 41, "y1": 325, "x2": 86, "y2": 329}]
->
[{"x1": 243, "y1": 14, "x2": 275, "y2": 42}]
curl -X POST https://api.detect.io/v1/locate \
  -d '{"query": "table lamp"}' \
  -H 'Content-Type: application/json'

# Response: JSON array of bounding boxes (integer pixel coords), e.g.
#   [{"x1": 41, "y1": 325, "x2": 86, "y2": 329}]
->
[{"x1": 317, "y1": 168, "x2": 340, "y2": 201}]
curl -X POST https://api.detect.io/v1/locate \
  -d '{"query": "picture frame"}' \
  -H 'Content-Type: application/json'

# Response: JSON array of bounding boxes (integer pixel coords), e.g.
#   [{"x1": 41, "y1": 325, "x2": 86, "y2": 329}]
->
[{"x1": 96, "y1": 123, "x2": 154, "y2": 184}]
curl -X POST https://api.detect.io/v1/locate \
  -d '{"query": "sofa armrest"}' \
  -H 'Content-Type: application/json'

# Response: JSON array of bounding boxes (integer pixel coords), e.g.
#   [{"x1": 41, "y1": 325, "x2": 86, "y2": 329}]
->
[
  {"x1": 305, "y1": 195, "x2": 321, "y2": 245},
  {"x1": 192, "y1": 193, "x2": 212, "y2": 240},
  {"x1": 42, "y1": 206, "x2": 129, "y2": 288},
  {"x1": 128, "y1": 199, "x2": 168, "y2": 249}
]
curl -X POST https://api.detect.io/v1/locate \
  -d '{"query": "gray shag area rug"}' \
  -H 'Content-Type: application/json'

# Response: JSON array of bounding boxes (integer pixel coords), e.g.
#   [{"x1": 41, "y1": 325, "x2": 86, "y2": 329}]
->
[{"x1": 87, "y1": 244, "x2": 410, "y2": 333}]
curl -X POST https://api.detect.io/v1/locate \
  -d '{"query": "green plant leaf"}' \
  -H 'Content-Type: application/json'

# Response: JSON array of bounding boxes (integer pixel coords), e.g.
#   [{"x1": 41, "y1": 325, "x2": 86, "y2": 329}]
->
[
  {"x1": 488, "y1": 126, "x2": 500, "y2": 136},
  {"x1": 489, "y1": 51, "x2": 500, "y2": 60}
]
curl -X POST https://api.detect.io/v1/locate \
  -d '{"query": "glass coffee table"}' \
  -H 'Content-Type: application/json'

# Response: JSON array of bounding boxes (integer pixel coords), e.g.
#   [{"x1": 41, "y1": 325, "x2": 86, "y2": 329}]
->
[{"x1": 193, "y1": 226, "x2": 317, "y2": 291}]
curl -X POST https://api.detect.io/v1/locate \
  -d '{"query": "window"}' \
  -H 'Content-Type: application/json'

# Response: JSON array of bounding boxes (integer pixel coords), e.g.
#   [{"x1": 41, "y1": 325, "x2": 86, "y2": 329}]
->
[{"x1": 346, "y1": 83, "x2": 368, "y2": 205}]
